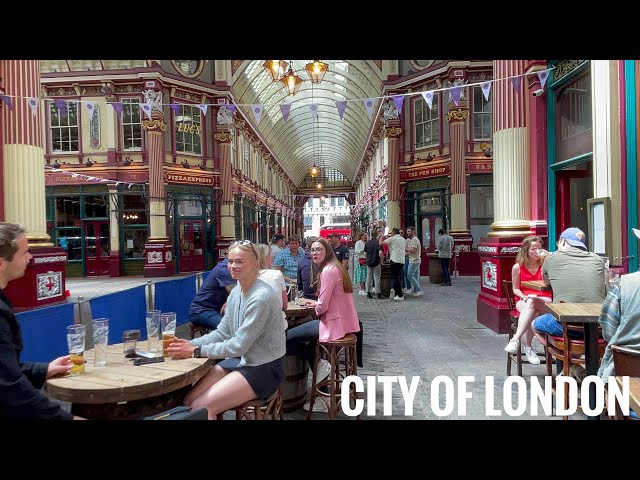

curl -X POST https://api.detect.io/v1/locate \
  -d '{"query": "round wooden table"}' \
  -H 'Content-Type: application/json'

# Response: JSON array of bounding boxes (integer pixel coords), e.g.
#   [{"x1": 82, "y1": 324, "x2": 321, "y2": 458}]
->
[
  {"x1": 46, "y1": 343, "x2": 213, "y2": 420},
  {"x1": 284, "y1": 302, "x2": 316, "y2": 329}
]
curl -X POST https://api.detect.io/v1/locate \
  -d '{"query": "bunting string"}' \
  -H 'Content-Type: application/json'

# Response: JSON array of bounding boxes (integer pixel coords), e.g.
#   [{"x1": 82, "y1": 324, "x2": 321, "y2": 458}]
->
[{"x1": 44, "y1": 165, "x2": 147, "y2": 189}]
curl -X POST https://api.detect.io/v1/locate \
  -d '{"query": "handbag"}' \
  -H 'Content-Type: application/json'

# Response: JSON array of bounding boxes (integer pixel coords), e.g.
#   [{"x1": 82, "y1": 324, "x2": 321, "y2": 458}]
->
[
  {"x1": 358, "y1": 257, "x2": 367, "y2": 265},
  {"x1": 142, "y1": 406, "x2": 208, "y2": 420}
]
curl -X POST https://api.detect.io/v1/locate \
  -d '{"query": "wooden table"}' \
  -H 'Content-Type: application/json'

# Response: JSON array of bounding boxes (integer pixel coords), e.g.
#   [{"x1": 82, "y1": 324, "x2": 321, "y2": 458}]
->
[
  {"x1": 521, "y1": 280, "x2": 552, "y2": 292},
  {"x1": 46, "y1": 343, "x2": 212, "y2": 420},
  {"x1": 284, "y1": 302, "x2": 316, "y2": 329},
  {"x1": 544, "y1": 302, "x2": 603, "y2": 420},
  {"x1": 615, "y1": 376, "x2": 640, "y2": 414}
]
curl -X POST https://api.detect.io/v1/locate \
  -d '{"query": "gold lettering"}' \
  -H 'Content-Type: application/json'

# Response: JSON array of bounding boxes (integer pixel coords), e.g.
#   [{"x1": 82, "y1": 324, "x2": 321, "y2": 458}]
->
[{"x1": 195, "y1": 125, "x2": 200, "y2": 135}]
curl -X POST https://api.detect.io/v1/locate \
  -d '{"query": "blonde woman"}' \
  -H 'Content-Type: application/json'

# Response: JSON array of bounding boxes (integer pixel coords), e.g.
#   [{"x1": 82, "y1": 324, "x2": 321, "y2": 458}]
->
[
  {"x1": 353, "y1": 232, "x2": 368, "y2": 295},
  {"x1": 167, "y1": 241, "x2": 286, "y2": 419},
  {"x1": 504, "y1": 235, "x2": 553, "y2": 365}
]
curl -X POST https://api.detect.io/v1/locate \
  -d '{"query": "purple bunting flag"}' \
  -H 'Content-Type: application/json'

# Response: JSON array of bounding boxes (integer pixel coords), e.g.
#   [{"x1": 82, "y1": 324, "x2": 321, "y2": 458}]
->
[
  {"x1": 537, "y1": 69, "x2": 549, "y2": 89},
  {"x1": 421, "y1": 91, "x2": 434, "y2": 110},
  {"x1": 363, "y1": 98, "x2": 375, "y2": 119},
  {"x1": 450, "y1": 86, "x2": 462, "y2": 106},
  {"x1": 169, "y1": 104, "x2": 181, "y2": 115},
  {"x1": 226, "y1": 105, "x2": 236, "y2": 112},
  {"x1": 139, "y1": 102, "x2": 152, "y2": 120},
  {"x1": 392, "y1": 95, "x2": 405, "y2": 114},
  {"x1": 0, "y1": 95, "x2": 12, "y2": 110},
  {"x1": 481, "y1": 82, "x2": 492, "y2": 102},
  {"x1": 308, "y1": 103, "x2": 319, "y2": 121},
  {"x1": 280, "y1": 103, "x2": 291, "y2": 122},
  {"x1": 111, "y1": 102, "x2": 124, "y2": 117},
  {"x1": 54, "y1": 99, "x2": 67, "y2": 116},
  {"x1": 197, "y1": 104, "x2": 208, "y2": 116},
  {"x1": 510, "y1": 76, "x2": 521, "y2": 95},
  {"x1": 335, "y1": 100, "x2": 347, "y2": 120},
  {"x1": 27, "y1": 97, "x2": 39, "y2": 117},
  {"x1": 251, "y1": 104, "x2": 264, "y2": 123}
]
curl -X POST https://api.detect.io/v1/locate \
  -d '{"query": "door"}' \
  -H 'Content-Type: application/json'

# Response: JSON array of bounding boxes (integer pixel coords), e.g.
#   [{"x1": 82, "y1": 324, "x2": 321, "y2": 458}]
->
[
  {"x1": 84, "y1": 221, "x2": 110, "y2": 276},
  {"x1": 179, "y1": 220, "x2": 205, "y2": 272},
  {"x1": 419, "y1": 215, "x2": 444, "y2": 276},
  {"x1": 556, "y1": 168, "x2": 592, "y2": 243}
]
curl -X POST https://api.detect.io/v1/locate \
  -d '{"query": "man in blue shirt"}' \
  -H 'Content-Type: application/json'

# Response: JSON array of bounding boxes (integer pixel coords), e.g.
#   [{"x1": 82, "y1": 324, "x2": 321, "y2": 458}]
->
[
  {"x1": 273, "y1": 234, "x2": 302, "y2": 284},
  {"x1": 188, "y1": 257, "x2": 237, "y2": 330}
]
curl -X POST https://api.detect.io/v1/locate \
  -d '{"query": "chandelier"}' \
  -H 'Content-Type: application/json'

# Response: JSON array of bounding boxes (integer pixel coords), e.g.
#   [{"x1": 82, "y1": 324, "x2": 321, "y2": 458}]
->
[
  {"x1": 304, "y1": 60, "x2": 329, "y2": 84},
  {"x1": 262, "y1": 60, "x2": 288, "y2": 82},
  {"x1": 279, "y1": 63, "x2": 304, "y2": 96}
]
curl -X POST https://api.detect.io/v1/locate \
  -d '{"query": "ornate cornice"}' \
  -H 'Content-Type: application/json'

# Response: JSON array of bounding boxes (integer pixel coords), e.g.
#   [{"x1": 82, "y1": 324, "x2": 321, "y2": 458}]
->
[
  {"x1": 214, "y1": 132, "x2": 232, "y2": 143},
  {"x1": 142, "y1": 119, "x2": 166, "y2": 132},
  {"x1": 385, "y1": 127, "x2": 402, "y2": 138},
  {"x1": 446, "y1": 109, "x2": 469, "y2": 123}
]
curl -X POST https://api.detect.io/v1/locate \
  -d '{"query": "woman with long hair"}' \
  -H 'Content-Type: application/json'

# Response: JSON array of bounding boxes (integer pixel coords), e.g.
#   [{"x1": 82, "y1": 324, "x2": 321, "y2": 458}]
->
[
  {"x1": 504, "y1": 235, "x2": 553, "y2": 365},
  {"x1": 286, "y1": 237, "x2": 360, "y2": 413},
  {"x1": 354, "y1": 231, "x2": 369, "y2": 295},
  {"x1": 255, "y1": 243, "x2": 288, "y2": 330},
  {"x1": 167, "y1": 241, "x2": 286, "y2": 419}
]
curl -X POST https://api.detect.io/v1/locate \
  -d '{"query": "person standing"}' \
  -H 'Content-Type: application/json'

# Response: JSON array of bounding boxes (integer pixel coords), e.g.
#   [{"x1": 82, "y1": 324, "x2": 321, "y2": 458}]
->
[
  {"x1": 269, "y1": 234, "x2": 285, "y2": 260},
  {"x1": 364, "y1": 229, "x2": 384, "y2": 299},
  {"x1": 188, "y1": 256, "x2": 237, "y2": 330},
  {"x1": 0, "y1": 223, "x2": 84, "y2": 420},
  {"x1": 399, "y1": 229, "x2": 411, "y2": 293},
  {"x1": 436, "y1": 228, "x2": 454, "y2": 286},
  {"x1": 328, "y1": 233, "x2": 350, "y2": 271},
  {"x1": 353, "y1": 232, "x2": 368, "y2": 295},
  {"x1": 405, "y1": 227, "x2": 424, "y2": 296},
  {"x1": 383, "y1": 228, "x2": 406, "y2": 300},
  {"x1": 297, "y1": 236, "x2": 319, "y2": 300}
]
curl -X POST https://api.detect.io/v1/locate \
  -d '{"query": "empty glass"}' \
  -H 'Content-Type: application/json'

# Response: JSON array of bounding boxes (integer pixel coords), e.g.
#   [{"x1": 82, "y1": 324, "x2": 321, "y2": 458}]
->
[
  {"x1": 92, "y1": 318, "x2": 109, "y2": 367},
  {"x1": 145, "y1": 310, "x2": 162, "y2": 354}
]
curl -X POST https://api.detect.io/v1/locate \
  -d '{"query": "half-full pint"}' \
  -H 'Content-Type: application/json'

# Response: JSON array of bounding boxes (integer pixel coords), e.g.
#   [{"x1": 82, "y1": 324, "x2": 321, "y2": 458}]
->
[{"x1": 66, "y1": 324, "x2": 86, "y2": 375}]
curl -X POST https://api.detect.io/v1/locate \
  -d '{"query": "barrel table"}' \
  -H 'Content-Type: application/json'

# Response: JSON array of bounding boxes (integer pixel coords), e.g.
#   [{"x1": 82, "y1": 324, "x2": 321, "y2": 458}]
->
[{"x1": 427, "y1": 253, "x2": 444, "y2": 284}]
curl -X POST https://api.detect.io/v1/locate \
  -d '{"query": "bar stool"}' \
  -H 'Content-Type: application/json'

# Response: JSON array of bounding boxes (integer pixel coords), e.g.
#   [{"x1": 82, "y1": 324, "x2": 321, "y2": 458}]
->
[
  {"x1": 216, "y1": 389, "x2": 283, "y2": 420},
  {"x1": 307, "y1": 333, "x2": 359, "y2": 420},
  {"x1": 190, "y1": 323, "x2": 211, "y2": 339}
]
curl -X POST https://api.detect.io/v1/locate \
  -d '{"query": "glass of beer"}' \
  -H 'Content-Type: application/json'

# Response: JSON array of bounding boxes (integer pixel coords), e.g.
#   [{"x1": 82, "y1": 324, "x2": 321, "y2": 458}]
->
[
  {"x1": 66, "y1": 324, "x2": 86, "y2": 375},
  {"x1": 161, "y1": 312, "x2": 177, "y2": 357}
]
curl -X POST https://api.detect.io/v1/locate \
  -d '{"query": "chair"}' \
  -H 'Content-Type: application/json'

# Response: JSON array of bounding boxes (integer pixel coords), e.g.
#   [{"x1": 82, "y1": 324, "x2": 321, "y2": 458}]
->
[
  {"x1": 307, "y1": 334, "x2": 359, "y2": 420},
  {"x1": 611, "y1": 345, "x2": 640, "y2": 420},
  {"x1": 190, "y1": 323, "x2": 211, "y2": 339},
  {"x1": 216, "y1": 389, "x2": 284, "y2": 420},
  {"x1": 503, "y1": 280, "x2": 522, "y2": 376},
  {"x1": 544, "y1": 323, "x2": 608, "y2": 420}
]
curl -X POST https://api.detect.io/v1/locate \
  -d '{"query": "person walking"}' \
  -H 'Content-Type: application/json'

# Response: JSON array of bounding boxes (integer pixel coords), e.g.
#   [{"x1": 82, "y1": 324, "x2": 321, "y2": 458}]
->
[{"x1": 436, "y1": 228, "x2": 454, "y2": 286}]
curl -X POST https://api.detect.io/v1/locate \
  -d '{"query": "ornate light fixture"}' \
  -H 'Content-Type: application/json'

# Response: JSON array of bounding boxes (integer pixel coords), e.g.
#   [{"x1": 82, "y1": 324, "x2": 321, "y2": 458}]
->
[
  {"x1": 262, "y1": 60, "x2": 288, "y2": 82},
  {"x1": 305, "y1": 60, "x2": 329, "y2": 84},
  {"x1": 279, "y1": 63, "x2": 304, "y2": 96},
  {"x1": 309, "y1": 164, "x2": 320, "y2": 177}
]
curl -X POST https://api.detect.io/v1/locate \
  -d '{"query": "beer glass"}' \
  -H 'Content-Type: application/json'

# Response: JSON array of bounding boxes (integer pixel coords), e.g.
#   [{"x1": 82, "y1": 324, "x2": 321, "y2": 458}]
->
[
  {"x1": 92, "y1": 318, "x2": 109, "y2": 367},
  {"x1": 145, "y1": 310, "x2": 162, "y2": 354},
  {"x1": 161, "y1": 312, "x2": 177, "y2": 357},
  {"x1": 66, "y1": 324, "x2": 86, "y2": 375}
]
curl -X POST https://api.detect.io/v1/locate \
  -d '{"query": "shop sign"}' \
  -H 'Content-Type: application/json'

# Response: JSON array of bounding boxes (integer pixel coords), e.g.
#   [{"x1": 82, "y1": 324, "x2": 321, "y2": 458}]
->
[
  {"x1": 166, "y1": 173, "x2": 213, "y2": 185},
  {"x1": 405, "y1": 164, "x2": 450, "y2": 180},
  {"x1": 45, "y1": 172, "x2": 112, "y2": 185},
  {"x1": 467, "y1": 161, "x2": 493, "y2": 173}
]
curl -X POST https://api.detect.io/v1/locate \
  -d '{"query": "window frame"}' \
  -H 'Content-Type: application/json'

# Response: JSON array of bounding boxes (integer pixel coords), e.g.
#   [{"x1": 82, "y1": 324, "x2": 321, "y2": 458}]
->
[
  {"x1": 413, "y1": 93, "x2": 440, "y2": 150},
  {"x1": 49, "y1": 100, "x2": 80, "y2": 153}
]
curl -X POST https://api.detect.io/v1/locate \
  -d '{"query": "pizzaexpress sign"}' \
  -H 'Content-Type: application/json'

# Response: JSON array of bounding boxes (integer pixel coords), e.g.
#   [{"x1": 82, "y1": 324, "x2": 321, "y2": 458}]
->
[{"x1": 166, "y1": 173, "x2": 213, "y2": 185}]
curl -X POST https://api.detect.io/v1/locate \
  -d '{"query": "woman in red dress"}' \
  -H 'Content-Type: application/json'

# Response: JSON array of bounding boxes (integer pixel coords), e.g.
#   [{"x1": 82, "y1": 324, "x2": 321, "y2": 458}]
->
[{"x1": 504, "y1": 235, "x2": 553, "y2": 365}]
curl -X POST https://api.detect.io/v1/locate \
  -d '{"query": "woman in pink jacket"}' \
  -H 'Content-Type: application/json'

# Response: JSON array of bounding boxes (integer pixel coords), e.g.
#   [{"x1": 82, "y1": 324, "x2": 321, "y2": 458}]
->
[{"x1": 286, "y1": 237, "x2": 360, "y2": 413}]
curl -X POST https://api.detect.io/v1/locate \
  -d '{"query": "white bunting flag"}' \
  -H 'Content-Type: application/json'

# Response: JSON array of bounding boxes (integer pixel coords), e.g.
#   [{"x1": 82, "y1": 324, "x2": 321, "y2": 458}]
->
[
  {"x1": 84, "y1": 102, "x2": 96, "y2": 119},
  {"x1": 421, "y1": 91, "x2": 434, "y2": 110},
  {"x1": 537, "y1": 69, "x2": 550, "y2": 89},
  {"x1": 251, "y1": 104, "x2": 264, "y2": 123},
  {"x1": 197, "y1": 104, "x2": 208, "y2": 116},
  {"x1": 27, "y1": 97, "x2": 39, "y2": 117},
  {"x1": 139, "y1": 103, "x2": 152, "y2": 120},
  {"x1": 481, "y1": 82, "x2": 492, "y2": 102},
  {"x1": 363, "y1": 99, "x2": 375, "y2": 119},
  {"x1": 308, "y1": 103, "x2": 319, "y2": 121}
]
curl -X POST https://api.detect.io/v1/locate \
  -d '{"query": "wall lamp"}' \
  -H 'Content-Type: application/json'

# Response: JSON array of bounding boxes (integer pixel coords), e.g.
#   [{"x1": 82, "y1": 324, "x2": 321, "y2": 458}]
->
[
  {"x1": 51, "y1": 159, "x2": 61, "y2": 168},
  {"x1": 181, "y1": 160, "x2": 191, "y2": 168},
  {"x1": 85, "y1": 158, "x2": 94, "y2": 167},
  {"x1": 424, "y1": 152, "x2": 436, "y2": 162},
  {"x1": 122, "y1": 156, "x2": 132, "y2": 166}
]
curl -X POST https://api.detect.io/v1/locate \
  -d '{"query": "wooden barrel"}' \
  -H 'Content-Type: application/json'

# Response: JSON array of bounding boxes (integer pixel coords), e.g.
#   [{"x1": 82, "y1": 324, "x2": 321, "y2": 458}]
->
[
  {"x1": 282, "y1": 354, "x2": 309, "y2": 412},
  {"x1": 428, "y1": 254, "x2": 444, "y2": 284},
  {"x1": 379, "y1": 262, "x2": 392, "y2": 297}
]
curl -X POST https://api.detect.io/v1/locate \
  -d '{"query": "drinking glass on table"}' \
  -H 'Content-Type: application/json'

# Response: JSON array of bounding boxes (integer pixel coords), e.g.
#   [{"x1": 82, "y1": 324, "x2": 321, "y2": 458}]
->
[
  {"x1": 66, "y1": 324, "x2": 86, "y2": 375},
  {"x1": 145, "y1": 309, "x2": 162, "y2": 354},
  {"x1": 161, "y1": 312, "x2": 177, "y2": 357},
  {"x1": 92, "y1": 318, "x2": 109, "y2": 367},
  {"x1": 296, "y1": 289, "x2": 305, "y2": 306}
]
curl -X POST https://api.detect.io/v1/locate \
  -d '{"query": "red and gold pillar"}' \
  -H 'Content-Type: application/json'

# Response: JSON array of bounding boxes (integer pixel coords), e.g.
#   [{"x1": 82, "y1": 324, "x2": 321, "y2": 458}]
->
[
  {"x1": 477, "y1": 60, "x2": 532, "y2": 333},
  {"x1": 385, "y1": 123, "x2": 402, "y2": 227},
  {"x1": 143, "y1": 93, "x2": 174, "y2": 277},
  {"x1": 215, "y1": 126, "x2": 234, "y2": 258},
  {"x1": 1, "y1": 60, "x2": 67, "y2": 310}
]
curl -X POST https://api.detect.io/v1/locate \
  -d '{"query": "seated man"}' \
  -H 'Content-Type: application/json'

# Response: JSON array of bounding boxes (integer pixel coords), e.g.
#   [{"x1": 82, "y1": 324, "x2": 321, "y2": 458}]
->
[
  {"x1": 298, "y1": 236, "x2": 318, "y2": 300},
  {"x1": 188, "y1": 256, "x2": 236, "y2": 330},
  {"x1": 531, "y1": 227, "x2": 606, "y2": 372}
]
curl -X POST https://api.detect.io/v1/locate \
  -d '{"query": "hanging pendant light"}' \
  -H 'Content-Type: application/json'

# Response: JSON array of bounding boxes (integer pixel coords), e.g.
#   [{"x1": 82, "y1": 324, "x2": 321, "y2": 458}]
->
[
  {"x1": 305, "y1": 60, "x2": 329, "y2": 84},
  {"x1": 262, "y1": 60, "x2": 288, "y2": 82},
  {"x1": 309, "y1": 164, "x2": 320, "y2": 178},
  {"x1": 279, "y1": 63, "x2": 304, "y2": 96}
]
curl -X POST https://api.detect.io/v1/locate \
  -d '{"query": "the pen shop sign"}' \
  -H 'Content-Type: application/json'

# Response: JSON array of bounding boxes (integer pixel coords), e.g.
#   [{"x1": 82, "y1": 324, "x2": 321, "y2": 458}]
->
[
  {"x1": 166, "y1": 172, "x2": 213, "y2": 185},
  {"x1": 404, "y1": 164, "x2": 451, "y2": 181}
]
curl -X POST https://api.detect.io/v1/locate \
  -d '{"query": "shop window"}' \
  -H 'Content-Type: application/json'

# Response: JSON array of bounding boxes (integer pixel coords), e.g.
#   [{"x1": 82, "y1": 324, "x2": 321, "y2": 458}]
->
[
  {"x1": 55, "y1": 196, "x2": 81, "y2": 227},
  {"x1": 473, "y1": 86, "x2": 492, "y2": 141},
  {"x1": 177, "y1": 199, "x2": 202, "y2": 217},
  {"x1": 122, "y1": 98, "x2": 142, "y2": 150},
  {"x1": 419, "y1": 192, "x2": 442, "y2": 213},
  {"x1": 175, "y1": 104, "x2": 202, "y2": 154},
  {"x1": 50, "y1": 101, "x2": 79, "y2": 152},
  {"x1": 414, "y1": 94, "x2": 440, "y2": 149},
  {"x1": 122, "y1": 193, "x2": 148, "y2": 224},
  {"x1": 55, "y1": 227, "x2": 82, "y2": 260},
  {"x1": 84, "y1": 195, "x2": 108, "y2": 218},
  {"x1": 123, "y1": 229, "x2": 148, "y2": 258},
  {"x1": 469, "y1": 185, "x2": 494, "y2": 248}
]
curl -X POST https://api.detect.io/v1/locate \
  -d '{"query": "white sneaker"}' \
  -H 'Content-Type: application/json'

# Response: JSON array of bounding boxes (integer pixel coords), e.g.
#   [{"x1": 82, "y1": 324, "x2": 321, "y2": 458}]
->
[
  {"x1": 393, "y1": 295, "x2": 405, "y2": 301},
  {"x1": 316, "y1": 359, "x2": 331, "y2": 382},
  {"x1": 523, "y1": 346, "x2": 541, "y2": 365},
  {"x1": 389, "y1": 288, "x2": 395, "y2": 300},
  {"x1": 504, "y1": 339, "x2": 519, "y2": 354},
  {"x1": 413, "y1": 290, "x2": 425, "y2": 297},
  {"x1": 303, "y1": 399, "x2": 329, "y2": 413},
  {"x1": 403, "y1": 288, "x2": 413, "y2": 294},
  {"x1": 358, "y1": 290, "x2": 368, "y2": 296}
]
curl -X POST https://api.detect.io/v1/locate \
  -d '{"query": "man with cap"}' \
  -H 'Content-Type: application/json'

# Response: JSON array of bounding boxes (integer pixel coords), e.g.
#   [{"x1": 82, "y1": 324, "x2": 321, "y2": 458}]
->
[
  {"x1": 531, "y1": 227, "x2": 607, "y2": 370},
  {"x1": 328, "y1": 233, "x2": 350, "y2": 271},
  {"x1": 597, "y1": 227, "x2": 640, "y2": 381}
]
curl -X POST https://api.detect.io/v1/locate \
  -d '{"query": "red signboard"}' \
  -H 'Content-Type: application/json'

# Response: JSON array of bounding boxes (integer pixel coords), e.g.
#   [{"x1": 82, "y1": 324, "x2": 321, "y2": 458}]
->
[
  {"x1": 166, "y1": 172, "x2": 214, "y2": 185},
  {"x1": 467, "y1": 161, "x2": 493, "y2": 173},
  {"x1": 405, "y1": 163, "x2": 450, "y2": 180},
  {"x1": 45, "y1": 172, "x2": 112, "y2": 185}
]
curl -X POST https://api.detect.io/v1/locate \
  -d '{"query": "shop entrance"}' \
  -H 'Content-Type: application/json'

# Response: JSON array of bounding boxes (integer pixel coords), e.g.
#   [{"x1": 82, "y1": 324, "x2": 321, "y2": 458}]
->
[
  {"x1": 84, "y1": 221, "x2": 110, "y2": 276},
  {"x1": 179, "y1": 219, "x2": 205, "y2": 272},
  {"x1": 419, "y1": 214, "x2": 445, "y2": 275},
  {"x1": 555, "y1": 167, "x2": 592, "y2": 241}
]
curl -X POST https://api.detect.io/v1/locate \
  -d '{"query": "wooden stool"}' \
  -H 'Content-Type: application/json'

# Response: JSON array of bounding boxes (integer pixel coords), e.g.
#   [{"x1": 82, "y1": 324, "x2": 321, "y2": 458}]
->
[
  {"x1": 307, "y1": 333, "x2": 359, "y2": 420},
  {"x1": 190, "y1": 323, "x2": 211, "y2": 339},
  {"x1": 216, "y1": 389, "x2": 283, "y2": 420}
]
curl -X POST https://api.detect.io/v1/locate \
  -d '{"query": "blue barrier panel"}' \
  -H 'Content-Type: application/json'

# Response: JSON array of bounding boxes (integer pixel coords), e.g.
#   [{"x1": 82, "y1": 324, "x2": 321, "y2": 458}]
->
[
  {"x1": 16, "y1": 302, "x2": 75, "y2": 363},
  {"x1": 154, "y1": 275, "x2": 196, "y2": 326},
  {"x1": 89, "y1": 285, "x2": 147, "y2": 343}
]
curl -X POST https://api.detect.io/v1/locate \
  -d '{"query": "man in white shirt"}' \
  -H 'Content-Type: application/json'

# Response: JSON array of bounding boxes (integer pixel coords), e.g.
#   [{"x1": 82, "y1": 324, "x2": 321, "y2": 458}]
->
[
  {"x1": 383, "y1": 228, "x2": 407, "y2": 301},
  {"x1": 405, "y1": 226, "x2": 424, "y2": 296},
  {"x1": 436, "y1": 228, "x2": 454, "y2": 286}
]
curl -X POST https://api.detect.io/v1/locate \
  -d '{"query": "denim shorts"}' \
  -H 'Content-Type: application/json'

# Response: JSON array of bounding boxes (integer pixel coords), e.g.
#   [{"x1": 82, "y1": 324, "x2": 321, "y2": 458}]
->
[{"x1": 533, "y1": 313, "x2": 583, "y2": 338}]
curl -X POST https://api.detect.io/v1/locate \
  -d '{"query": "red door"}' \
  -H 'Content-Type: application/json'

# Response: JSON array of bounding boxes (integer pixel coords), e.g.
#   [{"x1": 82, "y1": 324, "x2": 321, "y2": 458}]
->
[
  {"x1": 556, "y1": 168, "x2": 592, "y2": 238},
  {"x1": 85, "y1": 221, "x2": 110, "y2": 276},
  {"x1": 419, "y1": 215, "x2": 444, "y2": 276},
  {"x1": 179, "y1": 220, "x2": 205, "y2": 272}
]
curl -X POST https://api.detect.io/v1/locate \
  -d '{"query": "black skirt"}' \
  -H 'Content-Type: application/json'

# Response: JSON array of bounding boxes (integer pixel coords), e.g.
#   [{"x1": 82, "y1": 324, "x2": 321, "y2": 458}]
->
[{"x1": 218, "y1": 356, "x2": 285, "y2": 401}]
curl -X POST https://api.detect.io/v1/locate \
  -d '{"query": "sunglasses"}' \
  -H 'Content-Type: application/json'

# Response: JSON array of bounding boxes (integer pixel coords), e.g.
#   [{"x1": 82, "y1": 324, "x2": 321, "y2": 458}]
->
[{"x1": 231, "y1": 240, "x2": 252, "y2": 246}]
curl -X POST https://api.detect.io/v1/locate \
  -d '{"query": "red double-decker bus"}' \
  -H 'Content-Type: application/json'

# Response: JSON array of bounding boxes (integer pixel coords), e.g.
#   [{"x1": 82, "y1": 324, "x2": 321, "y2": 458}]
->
[{"x1": 319, "y1": 223, "x2": 353, "y2": 247}]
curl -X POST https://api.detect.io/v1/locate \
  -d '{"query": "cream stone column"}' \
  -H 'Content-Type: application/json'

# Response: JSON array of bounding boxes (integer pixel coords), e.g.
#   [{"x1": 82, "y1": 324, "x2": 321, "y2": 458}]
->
[
  {"x1": 0, "y1": 60, "x2": 51, "y2": 246},
  {"x1": 446, "y1": 107, "x2": 471, "y2": 236},
  {"x1": 591, "y1": 60, "x2": 622, "y2": 261},
  {"x1": 215, "y1": 129, "x2": 235, "y2": 242},
  {"x1": 385, "y1": 124, "x2": 401, "y2": 229}
]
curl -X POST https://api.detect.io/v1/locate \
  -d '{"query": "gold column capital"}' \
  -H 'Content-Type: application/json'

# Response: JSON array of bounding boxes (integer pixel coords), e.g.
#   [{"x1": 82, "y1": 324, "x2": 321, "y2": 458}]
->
[
  {"x1": 384, "y1": 126, "x2": 402, "y2": 138},
  {"x1": 142, "y1": 119, "x2": 167, "y2": 132},
  {"x1": 446, "y1": 109, "x2": 469, "y2": 123},
  {"x1": 215, "y1": 132, "x2": 233, "y2": 143}
]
